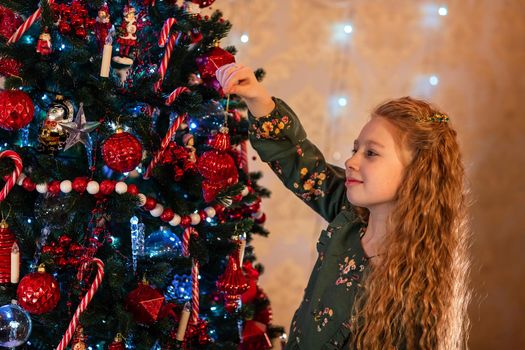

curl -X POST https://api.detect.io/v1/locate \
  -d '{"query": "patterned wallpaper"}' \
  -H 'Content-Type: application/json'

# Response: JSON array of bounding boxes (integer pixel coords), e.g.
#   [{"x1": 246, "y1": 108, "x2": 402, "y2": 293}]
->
[{"x1": 207, "y1": 0, "x2": 525, "y2": 348}]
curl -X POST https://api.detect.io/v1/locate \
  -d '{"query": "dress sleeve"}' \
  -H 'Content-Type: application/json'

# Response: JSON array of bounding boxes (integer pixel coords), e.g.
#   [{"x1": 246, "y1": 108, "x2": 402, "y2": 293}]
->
[{"x1": 248, "y1": 97, "x2": 351, "y2": 222}]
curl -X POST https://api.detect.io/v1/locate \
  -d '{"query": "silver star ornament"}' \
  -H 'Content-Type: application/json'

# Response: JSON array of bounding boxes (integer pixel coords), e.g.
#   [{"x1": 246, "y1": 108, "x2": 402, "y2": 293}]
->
[{"x1": 61, "y1": 103, "x2": 100, "y2": 151}]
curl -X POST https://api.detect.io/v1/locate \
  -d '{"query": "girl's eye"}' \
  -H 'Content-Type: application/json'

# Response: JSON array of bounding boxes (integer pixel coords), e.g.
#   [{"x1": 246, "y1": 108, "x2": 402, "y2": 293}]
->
[
  {"x1": 351, "y1": 149, "x2": 357, "y2": 154},
  {"x1": 366, "y1": 150, "x2": 377, "y2": 157}
]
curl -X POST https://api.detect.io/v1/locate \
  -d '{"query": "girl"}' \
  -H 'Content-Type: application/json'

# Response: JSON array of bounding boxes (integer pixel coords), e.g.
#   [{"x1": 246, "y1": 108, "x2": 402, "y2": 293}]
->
[{"x1": 216, "y1": 63, "x2": 471, "y2": 349}]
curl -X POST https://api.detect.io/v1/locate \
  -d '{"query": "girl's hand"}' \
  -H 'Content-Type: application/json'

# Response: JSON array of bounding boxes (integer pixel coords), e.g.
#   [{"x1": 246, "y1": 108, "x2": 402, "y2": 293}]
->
[{"x1": 216, "y1": 63, "x2": 275, "y2": 117}]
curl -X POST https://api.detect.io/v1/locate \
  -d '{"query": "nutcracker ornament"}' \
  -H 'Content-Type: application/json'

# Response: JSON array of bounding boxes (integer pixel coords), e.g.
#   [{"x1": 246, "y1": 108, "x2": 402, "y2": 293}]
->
[
  {"x1": 0, "y1": 219, "x2": 20, "y2": 284},
  {"x1": 36, "y1": 28, "x2": 52, "y2": 56},
  {"x1": 38, "y1": 95, "x2": 75, "y2": 153},
  {"x1": 94, "y1": 3, "x2": 112, "y2": 52},
  {"x1": 113, "y1": 5, "x2": 137, "y2": 66}
]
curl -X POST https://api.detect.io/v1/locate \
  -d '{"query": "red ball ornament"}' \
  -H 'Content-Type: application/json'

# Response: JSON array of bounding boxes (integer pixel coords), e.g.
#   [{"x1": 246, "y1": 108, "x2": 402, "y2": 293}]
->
[
  {"x1": 125, "y1": 281, "x2": 165, "y2": 325},
  {"x1": 17, "y1": 264, "x2": 60, "y2": 314},
  {"x1": 72, "y1": 177, "x2": 88, "y2": 193},
  {"x1": 127, "y1": 184, "x2": 139, "y2": 195},
  {"x1": 180, "y1": 215, "x2": 192, "y2": 227},
  {"x1": 195, "y1": 46, "x2": 235, "y2": 80},
  {"x1": 0, "y1": 57, "x2": 22, "y2": 78},
  {"x1": 0, "y1": 90, "x2": 35, "y2": 131},
  {"x1": 0, "y1": 6, "x2": 23, "y2": 40},
  {"x1": 191, "y1": 0, "x2": 216, "y2": 8},
  {"x1": 99, "y1": 179, "x2": 116, "y2": 195},
  {"x1": 0, "y1": 220, "x2": 19, "y2": 284},
  {"x1": 101, "y1": 129, "x2": 142, "y2": 173}
]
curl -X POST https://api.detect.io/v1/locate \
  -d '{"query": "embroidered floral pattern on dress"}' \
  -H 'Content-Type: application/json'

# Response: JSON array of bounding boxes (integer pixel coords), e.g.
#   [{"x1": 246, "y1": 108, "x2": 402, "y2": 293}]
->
[
  {"x1": 292, "y1": 166, "x2": 327, "y2": 201},
  {"x1": 314, "y1": 307, "x2": 335, "y2": 332},
  {"x1": 335, "y1": 254, "x2": 366, "y2": 291},
  {"x1": 249, "y1": 113, "x2": 291, "y2": 139}
]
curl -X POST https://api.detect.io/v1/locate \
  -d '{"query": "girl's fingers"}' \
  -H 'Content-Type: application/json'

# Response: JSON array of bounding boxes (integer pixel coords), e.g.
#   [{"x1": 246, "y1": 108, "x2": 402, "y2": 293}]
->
[{"x1": 216, "y1": 63, "x2": 239, "y2": 86}]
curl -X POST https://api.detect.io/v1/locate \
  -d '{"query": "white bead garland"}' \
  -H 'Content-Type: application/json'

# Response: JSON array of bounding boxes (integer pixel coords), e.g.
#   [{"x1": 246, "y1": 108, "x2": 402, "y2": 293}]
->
[
  {"x1": 137, "y1": 194, "x2": 147, "y2": 206},
  {"x1": 190, "y1": 213, "x2": 201, "y2": 225},
  {"x1": 16, "y1": 173, "x2": 26, "y2": 186},
  {"x1": 86, "y1": 181, "x2": 100, "y2": 194},
  {"x1": 150, "y1": 204, "x2": 164, "y2": 217},
  {"x1": 204, "y1": 206, "x2": 216, "y2": 218},
  {"x1": 60, "y1": 180, "x2": 72, "y2": 193},
  {"x1": 36, "y1": 183, "x2": 48, "y2": 194},
  {"x1": 169, "y1": 214, "x2": 182, "y2": 227},
  {"x1": 115, "y1": 182, "x2": 128, "y2": 194}
]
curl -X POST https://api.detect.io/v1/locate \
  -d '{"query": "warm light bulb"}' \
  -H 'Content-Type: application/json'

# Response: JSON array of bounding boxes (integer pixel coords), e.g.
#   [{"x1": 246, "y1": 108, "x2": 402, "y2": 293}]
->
[
  {"x1": 429, "y1": 75, "x2": 439, "y2": 86},
  {"x1": 438, "y1": 7, "x2": 448, "y2": 16},
  {"x1": 240, "y1": 33, "x2": 249, "y2": 43}
]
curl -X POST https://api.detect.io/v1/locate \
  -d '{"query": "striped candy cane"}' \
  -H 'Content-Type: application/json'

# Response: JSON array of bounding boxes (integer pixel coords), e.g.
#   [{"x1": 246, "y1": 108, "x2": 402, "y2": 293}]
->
[
  {"x1": 56, "y1": 258, "x2": 105, "y2": 350},
  {"x1": 154, "y1": 18, "x2": 180, "y2": 92},
  {"x1": 0, "y1": 150, "x2": 23, "y2": 202},
  {"x1": 143, "y1": 87, "x2": 190, "y2": 179},
  {"x1": 8, "y1": 0, "x2": 56, "y2": 44},
  {"x1": 190, "y1": 258, "x2": 200, "y2": 324},
  {"x1": 240, "y1": 140, "x2": 249, "y2": 174}
]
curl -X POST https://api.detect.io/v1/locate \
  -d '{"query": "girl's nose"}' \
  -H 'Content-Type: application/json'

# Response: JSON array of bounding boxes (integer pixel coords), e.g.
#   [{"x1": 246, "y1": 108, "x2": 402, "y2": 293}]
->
[{"x1": 345, "y1": 154, "x2": 359, "y2": 171}]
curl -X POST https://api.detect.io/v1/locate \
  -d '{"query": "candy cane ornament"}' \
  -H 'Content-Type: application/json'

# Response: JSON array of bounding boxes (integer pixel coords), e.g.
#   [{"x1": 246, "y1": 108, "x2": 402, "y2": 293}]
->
[
  {"x1": 8, "y1": 0, "x2": 56, "y2": 44},
  {"x1": 143, "y1": 87, "x2": 190, "y2": 179},
  {"x1": 181, "y1": 227, "x2": 200, "y2": 325},
  {"x1": 0, "y1": 150, "x2": 23, "y2": 203},
  {"x1": 56, "y1": 258, "x2": 105, "y2": 350},
  {"x1": 154, "y1": 18, "x2": 181, "y2": 92}
]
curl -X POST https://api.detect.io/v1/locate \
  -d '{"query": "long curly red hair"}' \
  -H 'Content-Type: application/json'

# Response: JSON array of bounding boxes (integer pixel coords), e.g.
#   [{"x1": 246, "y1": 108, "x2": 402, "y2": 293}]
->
[{"x1": 351, "y1": 97, "x2": 472, "y2": 349}]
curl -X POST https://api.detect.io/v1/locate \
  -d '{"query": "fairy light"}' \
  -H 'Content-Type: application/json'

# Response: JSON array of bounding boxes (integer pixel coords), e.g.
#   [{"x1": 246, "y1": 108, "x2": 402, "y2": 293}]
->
[
  {"x1": 240, "y1": 33, "x2": 249, "y2": 43},
  {"x1": 429, "y1": 75, "x2": 439, "y2": 86},
  {"x1": 438, "y1": 6, "x2": 448, "y2": 16},
  {"x1": 343, "y1": 24, "x2": 353, "y2": 34}
]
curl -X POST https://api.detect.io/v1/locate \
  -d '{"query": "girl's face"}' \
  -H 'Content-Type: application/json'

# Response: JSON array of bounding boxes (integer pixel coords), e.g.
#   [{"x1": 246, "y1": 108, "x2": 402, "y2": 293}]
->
[{"x1": 344, "y1": 117, "x2": 412, "y2": 211}]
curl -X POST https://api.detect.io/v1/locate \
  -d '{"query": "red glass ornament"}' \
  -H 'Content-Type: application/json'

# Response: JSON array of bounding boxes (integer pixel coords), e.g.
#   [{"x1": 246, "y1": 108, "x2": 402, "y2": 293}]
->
[
  {"x1": 255, "y1": 213, "x2": 266, "y2": 225},
  {"x1": 0, "y1": 90, "x2": 35, "y2": 131},
  {"x1": 143, "y1": 197, "x2": 157, "y2": 211},
  {"x1": 99, "y1": 180, "x2": 116, "y2": 195},
  {"x1": 241, "y1": 262, "x2": 260, "y2": 305},
  {"x1": 0, "y1": 6, "x2": 23, "y2": 40},
  {"x1": 0, "y1": 57, "x2": 22, "y2": 77},
  {"x1": 0, "y1": 220, "x2": 18, "y2": 284},
  {"x1": 239, "y1": 320, "x2": 272, "y2": 350},
  {"x1": 197, "y1": 151, "x2": 238, "y2": 183},
  {"x1": 127, "y1": 184, "x2": 139, "y2": 195},
  {"x1": 195, "y1": 46, "x2": 235, "y2": 80},
  {"x1": 21, "y1": 177, "x2": 36, "y2": 191},
  {"x1": 101, "y1": 130, "x2": 142, "y2": 173},
  {"x1": 125, "y1": 282, "x2": 165, "y2": 325},
  {"x1": 17, "y1": 264, "x2": 60, "y2": 314},
  {"x1": 191, "y1": 0, "x2": 216, "y2": 8},
  {"x1": 217, "y1": 252, "x2": 248, "y2": 312},
  {"x1": 72, "y1": 177, "x2": 88, "y2": 193},
  {"x1": 160, "y1": 208, "x2": 174, "y2": 222}
]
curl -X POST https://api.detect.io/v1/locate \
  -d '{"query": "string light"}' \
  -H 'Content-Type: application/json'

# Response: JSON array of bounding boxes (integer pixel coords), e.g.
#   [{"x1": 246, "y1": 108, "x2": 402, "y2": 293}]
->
[
  {"x1": 338, "y1": 97, "x2": 348, "y2": 107},
  {"x1": 438, "y1": 6, "x2": 448, "y2": 16},
  {"x1": 343, "y1": 24, "x2": 353, "y2": 34},
  {"x1": 429, "y1": 75, "x2": 439, "y2": 86},
  {"x1": 240, "y1": 33, "x2": 249, "y2": 43}
]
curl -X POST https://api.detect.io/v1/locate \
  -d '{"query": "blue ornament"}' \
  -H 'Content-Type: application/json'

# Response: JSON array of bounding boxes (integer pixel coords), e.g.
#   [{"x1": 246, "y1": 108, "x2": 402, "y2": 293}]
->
[
  {"x1": 144, "y1": 227, "x2": 182, "y2": 258},
  {"x1": 0, "y1": 301, "x2": 32, "y2": 347},
  {"x1": 165, "y1": 274, "x2": 192, "y2": 302}
]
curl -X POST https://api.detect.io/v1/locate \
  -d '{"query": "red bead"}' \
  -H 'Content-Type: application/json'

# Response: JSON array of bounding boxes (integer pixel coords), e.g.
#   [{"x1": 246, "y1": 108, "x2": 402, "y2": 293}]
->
[
  {"x1": 199, "y1": 210, "x2": 208, "y2": 221},
  {"x1": 213, "y1": 203, "x2": 225, "y2": 214},
  {"x1": 232, "y1": 194, "x2": 243, "y2": 202},
  {"x1": 0, "y1": 90, "x2": 34, "y2": 131},
  {"x1": 180, "y1": 215, "x2": 191, "y2": 227},
  {"x1": 99, "y1": 179, "x2": 115, "y2": 195},
  {"x1": 72, "y1": 177, "x2": 88, "y2": 193},
  {"x1": 160, "y1": 208, "x2": 174, "y2": 222},
  {"x1": 22, "y1": 177, "x2": 36, "y2": 191},
  {"x1": 48, "y1": 180, "x2": 61, "y2": 194},
  {"x1": 127, "y1": 184, "x2": 139, "y2": 195},
  {"x1": 143, "y1": 197, "x2": 157, "y2": 211}
]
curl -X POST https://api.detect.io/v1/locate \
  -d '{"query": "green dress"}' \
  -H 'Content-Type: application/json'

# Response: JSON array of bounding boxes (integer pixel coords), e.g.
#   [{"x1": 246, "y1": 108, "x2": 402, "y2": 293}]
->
[{"x1": 248, "y1": 98, "x2": 370, "y2": 349}]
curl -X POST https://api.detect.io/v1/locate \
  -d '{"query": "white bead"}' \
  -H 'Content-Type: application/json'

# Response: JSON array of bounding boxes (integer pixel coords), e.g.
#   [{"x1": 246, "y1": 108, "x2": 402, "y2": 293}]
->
[
  {"x1": 60, "y1": 180, "x2": 72, "y2": 193},
  {"x1": 86, "y1": 181, "x2": 100, "y2": 194},
  {"x1": 115, "y1": 182, "x2": 128, "y2": 194},
  {"x1": 241, "y1": 186, "x2": 249, "y2": 197},
  {"x1": 137, "y1": 194, "x2": 147, "y2": 206},
  {"x1": 36, "y1": 183, "x2": 48, "y2": 194},
  {"x1": 204, "y1": 206, "x2": 216, "y2": 218},
  {"x1": 252, "y1": 211, "x2": 264, "y2": 219},
  {"x1": 169, "y1": 214, "x2": 181, "y2": 226},
  {"x1": 150, "y1": 204, "x2": 164, "y2": 217},
  {"x1": 190, "y1": 213, "x2": 201, "y2": 225},
  {"x1": 16, "y1": 173, "x2": 26, "y2": 186}
]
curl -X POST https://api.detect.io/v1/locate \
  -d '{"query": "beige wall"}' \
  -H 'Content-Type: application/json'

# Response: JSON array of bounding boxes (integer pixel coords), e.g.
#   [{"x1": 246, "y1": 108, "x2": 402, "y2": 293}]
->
[{"x1": 214, "y1": 0, "x2": 525, "y2": 348}]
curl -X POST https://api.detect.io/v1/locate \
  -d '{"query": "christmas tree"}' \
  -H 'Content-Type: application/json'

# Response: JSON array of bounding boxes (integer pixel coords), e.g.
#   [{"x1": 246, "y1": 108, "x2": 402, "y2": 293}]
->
[{"x1": 0, "y1": 0, "x2": 282, "y2": 348}]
